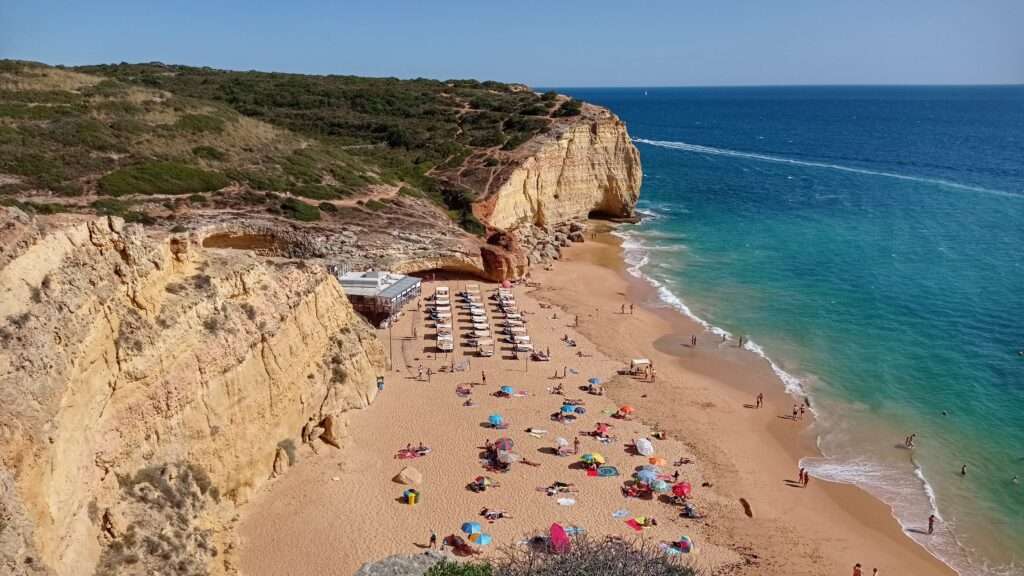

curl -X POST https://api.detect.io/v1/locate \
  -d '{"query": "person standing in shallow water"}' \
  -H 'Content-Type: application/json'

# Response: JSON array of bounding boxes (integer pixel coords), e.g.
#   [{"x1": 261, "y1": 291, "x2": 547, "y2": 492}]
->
[
  {"x1": 928, "y1": 514, "x2": 937, "y2": 534},
  {"x1": 961, "y1": 464, "x2": 968, "y2": 476}
]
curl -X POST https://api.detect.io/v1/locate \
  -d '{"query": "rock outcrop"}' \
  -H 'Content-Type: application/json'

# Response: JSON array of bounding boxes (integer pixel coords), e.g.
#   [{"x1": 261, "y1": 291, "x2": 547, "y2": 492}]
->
[
  {"x1": 0, "y1": 208, "x2": 385, "y2": 576},
  {"x1": 471, "y1": 104, "x2": 642, "y2": 232}
]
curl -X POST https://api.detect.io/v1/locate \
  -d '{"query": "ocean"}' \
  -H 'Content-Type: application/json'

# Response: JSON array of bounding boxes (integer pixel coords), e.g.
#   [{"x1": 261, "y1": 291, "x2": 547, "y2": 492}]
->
[{"x1": 558, "y1": 86, "x2": 1024, "y2": 575}]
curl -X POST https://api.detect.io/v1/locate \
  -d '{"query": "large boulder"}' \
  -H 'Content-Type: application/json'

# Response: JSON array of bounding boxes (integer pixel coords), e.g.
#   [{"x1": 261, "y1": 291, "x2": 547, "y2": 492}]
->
[{"x1": 393, "y1": 466, "x2": 423, "y2": 486}]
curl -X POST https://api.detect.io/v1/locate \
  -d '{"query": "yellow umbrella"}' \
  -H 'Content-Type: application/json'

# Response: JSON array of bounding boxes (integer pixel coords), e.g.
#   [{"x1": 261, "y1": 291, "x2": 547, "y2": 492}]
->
[{"x1": 580, "y1": 452, "x2": 606, "y2": 465}]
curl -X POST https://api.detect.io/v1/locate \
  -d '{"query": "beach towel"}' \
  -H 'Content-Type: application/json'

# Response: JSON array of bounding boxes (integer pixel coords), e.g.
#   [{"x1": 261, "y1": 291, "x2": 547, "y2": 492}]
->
[
  {"x1": 556, "y1": 498, "x2": 576, "y2": 506},
  {"x1": 625, "y1": 519, "x2": 644, "y2": 532},
  {"x1": 586, "y1": 469, "x2": 598, "y2": 477},
  {"x1": 597, "y1": 466, "x2": 620, "y2": 477},
  {"x1": 565, "y1": 526, "x2": 586, "y2": 536},
  {"x1": 612, "y1": 509, "x2": 630, "y2": 519}
]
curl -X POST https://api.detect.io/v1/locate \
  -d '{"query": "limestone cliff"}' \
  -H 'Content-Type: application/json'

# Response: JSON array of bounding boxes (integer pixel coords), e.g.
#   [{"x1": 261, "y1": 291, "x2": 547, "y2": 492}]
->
[
  {"x1": 0, "y1": 208, "x2": 385, "y2": 575},
  {"x1": 470, "y1": 104, "x2": 642, "y2": 232}
]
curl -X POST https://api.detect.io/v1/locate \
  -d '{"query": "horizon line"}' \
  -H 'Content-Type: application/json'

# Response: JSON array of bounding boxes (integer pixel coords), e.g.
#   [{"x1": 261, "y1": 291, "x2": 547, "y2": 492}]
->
[{"x1": 5, "y1": 58, "x2": 1022, "y2": 90}]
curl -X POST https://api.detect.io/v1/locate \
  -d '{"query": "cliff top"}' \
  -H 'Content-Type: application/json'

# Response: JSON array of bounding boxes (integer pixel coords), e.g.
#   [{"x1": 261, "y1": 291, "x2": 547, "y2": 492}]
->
[{"x1": 0, "y1": 60, "x2": 593, "y2": 234}]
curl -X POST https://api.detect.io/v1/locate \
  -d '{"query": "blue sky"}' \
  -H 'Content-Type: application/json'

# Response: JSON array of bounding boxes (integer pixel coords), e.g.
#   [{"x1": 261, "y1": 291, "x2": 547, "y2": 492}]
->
[{"x1": 2, "y1": 1, "x2": 1021, "y2": 87}]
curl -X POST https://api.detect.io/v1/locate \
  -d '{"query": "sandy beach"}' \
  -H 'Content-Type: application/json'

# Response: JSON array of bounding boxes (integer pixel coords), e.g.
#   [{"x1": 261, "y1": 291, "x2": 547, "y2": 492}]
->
[{"x1": 238, "y1": 228, "x2": 955, "y2": 576}]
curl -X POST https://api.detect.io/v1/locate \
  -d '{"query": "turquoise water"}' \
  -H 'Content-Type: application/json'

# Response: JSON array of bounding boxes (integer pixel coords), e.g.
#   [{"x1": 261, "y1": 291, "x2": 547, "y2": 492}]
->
[{"x1": 561, "y1": 86, "x2": 1024, "y2": 575}]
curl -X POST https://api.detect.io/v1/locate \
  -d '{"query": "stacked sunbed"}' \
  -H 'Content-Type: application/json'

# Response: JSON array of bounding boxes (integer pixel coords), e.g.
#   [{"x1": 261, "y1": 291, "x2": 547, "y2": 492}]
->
[{"x1": 494, "y1": 287, "x2": 532, "y2": 352}]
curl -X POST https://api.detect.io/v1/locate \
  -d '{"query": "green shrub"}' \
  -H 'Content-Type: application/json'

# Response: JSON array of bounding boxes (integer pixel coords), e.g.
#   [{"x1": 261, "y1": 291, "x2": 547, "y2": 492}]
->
[
  {"x1": 541, "y1": 91, "x2": 559, "y2": 101},
  {"x1": 98, "y1": 162, "x2": 229, "y2": 196},
  {"x1": 280, "y1": 197, "x2": 320, "y2": 221},
  {"x1": 552, "y1": 99, "x2": 583, "y2": 117},
  {"x1": 192, "y1": 145, "x2": 226, "y2": 160},
  {"x1": 91, "y1": 198, "x2": 132, "y2": 216},
  {"x1": 364, "y1": 199, "x2": 387, "y2": 211},
  {"x1": 174, "y1": 113, "x2": 226, "y2": 133},
  {"x1": 318, "y1": 201, "x2": 338, "y2": 212}
]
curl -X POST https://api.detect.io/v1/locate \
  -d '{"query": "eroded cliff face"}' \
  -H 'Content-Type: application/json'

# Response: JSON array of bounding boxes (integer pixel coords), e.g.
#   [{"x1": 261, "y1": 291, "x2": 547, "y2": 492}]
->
[
  {"x1": 472, "y1": 104, "x2": 642, "y2": 232},
  {"x1": 0, "y1": 208, "x2": 384, "y2": 575}
]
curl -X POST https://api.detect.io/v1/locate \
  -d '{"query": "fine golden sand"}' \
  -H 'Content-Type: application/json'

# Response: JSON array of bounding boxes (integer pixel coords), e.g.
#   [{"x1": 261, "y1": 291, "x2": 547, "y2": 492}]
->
[{"x1": 239, "y1": 230, "x2": 954, "y2": 576}]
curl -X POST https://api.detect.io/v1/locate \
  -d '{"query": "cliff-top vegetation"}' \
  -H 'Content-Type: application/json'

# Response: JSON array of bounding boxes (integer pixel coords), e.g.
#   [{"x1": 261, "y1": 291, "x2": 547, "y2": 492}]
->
[{"x1": 0, "y1": 60, "x2": 583, "y2": 231}]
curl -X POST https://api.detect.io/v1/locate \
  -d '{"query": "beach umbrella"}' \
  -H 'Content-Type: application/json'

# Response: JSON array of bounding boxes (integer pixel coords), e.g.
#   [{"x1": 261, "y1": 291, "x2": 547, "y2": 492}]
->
[
  {"x1": 462, "y1": 521, "x2": 482, "y2": 535},
  {"x1": 635, "y1": 437, "x2": 654, "y2": 457},
  {"x1": 588, "y1": 377, "x2": 601, "y2": 385},
  {"x1": 649, "y1": 456, "x2": 668, "y2": 467},
  {"x1": 474, "y1": 476, "x2": 494, "y2": 487},
  {"x1": 554, "y1": 437, "x2": 569, "y2": 447},
  {"x1": 500, "y1": 385, "x2": 515, "y2": 395},
  {"x1": 676, "y1": 536, "x2": 694, "y2": 553},
  {"x1": 595, "y1": 423, "x2": 611, "y2": 435},
  {"x1": 493, "y1": 437, "x2": 515, "y2": 451},
  {"x1": 469, "y1": 532, "x2": 493, "y2": 546},
  {"x1": 652, "y1": 479, "x2": 670, "y2": 493},
  {"x1": 501, "y1": 280, "x2": 512, "y2": 288},
  {"x1": 488, "y1": 414, "x2": 504, "y2": 427},
  {"x1": 672, "y1": 482, "x2": 692, "y2": 498},
  {"x1": 636, "y1": 469, "x2": 658, "y2": 484},
  {"x1": 575, "y1": 406, "x2": 587, "y2": 415},
  {"x1": 549, "y1": 523, "x2": 571, "y2": 554},
  {"x1": 560, "y1": 404, "x2": 576, "y2": 414},
  {"x1": 580, "y1": 452, "x2": 605, "y2": 465},
  {"x1": 641, "y1": 464, "x2": 662, "y2": 473},
  {"x1": 619, "y1": 405, "x2": 636, "y2": 415}
]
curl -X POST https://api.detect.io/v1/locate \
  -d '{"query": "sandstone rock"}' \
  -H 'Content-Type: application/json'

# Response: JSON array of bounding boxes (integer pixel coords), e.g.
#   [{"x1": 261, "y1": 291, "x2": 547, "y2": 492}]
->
[
  {"x1": 568, "y1": 231, "x2": 585, "y2": 243},
  {"x1": 319, "y1": 415, "x2": 341, "y2": 448},
  {"x1": 472, "y1": 107, "x2": 641, "y2": 231},
  {"x1": 0, "y1": 209, "x2": 385, "y2": 575}
]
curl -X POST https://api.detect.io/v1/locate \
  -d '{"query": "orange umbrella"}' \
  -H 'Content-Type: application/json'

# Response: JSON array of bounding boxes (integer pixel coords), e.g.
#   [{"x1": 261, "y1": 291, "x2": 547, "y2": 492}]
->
[
  {"x1": 619, "y1": 405, "x2": 635, "y2": 415},
  {"x1": 649, "y1": 456, "x2": 668, "y2": 467}
]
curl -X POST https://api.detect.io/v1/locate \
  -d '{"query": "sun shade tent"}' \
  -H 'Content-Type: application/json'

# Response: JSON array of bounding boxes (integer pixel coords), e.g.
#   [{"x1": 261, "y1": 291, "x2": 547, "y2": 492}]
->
[
  {"x1": 635, "y1": 437, "x2": 654, "y2": 456},
  {"x1": 469, "y1": 532, "x2": 492, "y2": 546},
  {"x1": 393, "y1": 466, "x2": 423, "y2": 485},
  {"x1": 462, "y1": 521, "x2": 482, "y2": 535},
  {"x1": 630, "y1": 358, "x2": 651, "y2": 370}
]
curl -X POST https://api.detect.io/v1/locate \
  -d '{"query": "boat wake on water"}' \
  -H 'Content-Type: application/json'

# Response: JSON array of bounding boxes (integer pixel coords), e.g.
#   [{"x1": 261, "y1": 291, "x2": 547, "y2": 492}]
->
[{"x1": 632, "y1": 138, "x2": 1022, "y2": 199}]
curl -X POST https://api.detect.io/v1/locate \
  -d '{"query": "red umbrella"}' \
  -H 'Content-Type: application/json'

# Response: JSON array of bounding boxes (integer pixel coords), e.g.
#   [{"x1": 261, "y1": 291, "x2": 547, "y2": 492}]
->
[
  {"x1": 619, "y1": 405, "x2": 636, "y2": 415},
  {"x1": 595, "y1": 423, "x2": 611, "y2": 434},
  {"x1": 549, "y1": 523, "x2": 571, "y2": 554},
  {"x1": 493, "y1": 438, "x2": 515, "y2": 451},
  {"x1": 672, "y1": 482, "x2": 692, "y2": 498}
]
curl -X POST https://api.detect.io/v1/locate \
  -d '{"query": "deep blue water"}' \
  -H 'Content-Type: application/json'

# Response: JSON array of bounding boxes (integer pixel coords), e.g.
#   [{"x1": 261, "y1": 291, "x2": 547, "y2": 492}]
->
[{"x1": 559, "y1": 86, "x2": 1024, "y2": 575}]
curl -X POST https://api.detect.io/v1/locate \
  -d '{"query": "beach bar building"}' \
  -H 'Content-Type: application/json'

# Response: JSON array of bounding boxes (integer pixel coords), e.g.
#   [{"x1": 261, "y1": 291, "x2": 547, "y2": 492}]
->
[{"x1": 332, "y1": 269, "x2": 422, "y2": 327}]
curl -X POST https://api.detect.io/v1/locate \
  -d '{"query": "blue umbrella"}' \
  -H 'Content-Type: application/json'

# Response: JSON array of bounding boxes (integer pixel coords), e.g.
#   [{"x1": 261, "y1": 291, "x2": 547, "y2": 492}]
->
[
  {"x1": 500, "y1": 386, "x2": 515, "y2": 395},
  {"x1": 469, "y1": 532, "x2": 492, "y2": 546},
  {"x1": 488, "y1": 414, "x2": 504, "y2": 427},
  {"x1": 461, "y1": 521, "x2": 482, "y2": 535},
  {"x1": 560, "y1": 404, "x2": 576, "y2": 414},
  {"x1": 636, "y1": 469, "x2": 658, "y2": 484},
  {"x1": 588, "y1": 377, "x2": 601, "y2": 385}
]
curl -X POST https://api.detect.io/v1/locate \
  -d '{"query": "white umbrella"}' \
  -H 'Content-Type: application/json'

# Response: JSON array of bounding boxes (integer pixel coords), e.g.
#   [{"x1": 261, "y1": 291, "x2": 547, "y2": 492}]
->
[{"x1": 635, "y1": 437, "x2": 655, "y2": 457}]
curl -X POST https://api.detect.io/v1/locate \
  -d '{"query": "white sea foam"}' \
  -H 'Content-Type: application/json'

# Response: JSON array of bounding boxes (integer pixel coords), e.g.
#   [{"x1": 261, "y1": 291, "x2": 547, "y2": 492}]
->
[
  {"x1": 633, "y1": 138, "x2": 1023, "y2": 200},
  {"x1": 615, "y1": 224, "x2": 987, "y2": 575}
]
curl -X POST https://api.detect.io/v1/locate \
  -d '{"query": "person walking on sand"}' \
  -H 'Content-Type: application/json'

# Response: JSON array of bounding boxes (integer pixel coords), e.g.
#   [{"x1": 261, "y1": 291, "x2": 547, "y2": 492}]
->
[
  {"x1": 799, "y1": 467, "x2": 806, "y2": 486},
  {"x1": 621, "y1": 304, "x2": 625, "y2": 314},
  {"x1": 429, "y1": 530, "x2": 437, "y2": 549},
  {"x1": 756, "y1": 393, "x2": 764, "y2": 409},
  {"x1": 853, "y1": 563, "x2": 863, "y2": 576},
  {"x1": 630, "y1": 303, "x2": 634, "y2": 314},
  {"x1": 481, "y1": 370, "x2": 486, "y2": 385},
  {"x1": 792, "y1": 405, "x2": 799, "y2": 420},
  {"x1": 928, "y1": 514, "x2": 937, "y2": 534},
  {"x1": 872, "y1": 569, "x2": 879, "y2": 576},
  {"x1": 799, "y1": 405, "x2": 806, "y2": 419},
  {"x1": 573, "y1": 437, "x2": 581, "y2": 455},
  {"x1": 803, "y1": 470, "x2": 810, "y2": 487}
]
